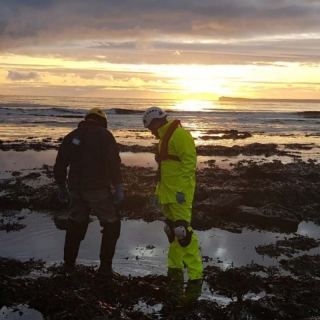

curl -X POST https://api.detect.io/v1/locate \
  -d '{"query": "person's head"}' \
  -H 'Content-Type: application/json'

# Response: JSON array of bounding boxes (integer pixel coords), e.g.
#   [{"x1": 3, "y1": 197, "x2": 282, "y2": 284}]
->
[
  {"x1": 85, "y1": 108, "x2": 107, "y2": 128},
  {"x1": 143, "y1": 107, "x2": 168, "y2": 138}
]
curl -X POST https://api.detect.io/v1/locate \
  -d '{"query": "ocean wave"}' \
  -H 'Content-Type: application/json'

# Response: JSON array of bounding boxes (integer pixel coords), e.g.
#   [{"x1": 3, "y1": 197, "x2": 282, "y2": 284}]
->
[
  {"x1": 0, "y1": 105, "x2": 236, "y2": 116},
  {"x1": 0, "y1": 103, "x2": 52, "y2": 110},
  {"x1": 51, "y1": 107, "x2": 82, "y2": 114},
  {"x1": 107, "y1": 108, "x2": 143, "y2": 115},
  {"x1": 297, "y1": 111, "x2": 320, "y2": 118},
  {"x1": 54, "y1": 115, "x2": 83, "y2": 118},
  {"x1": 11, "y1": 112, "x2": 82, "y2": 119},
  {"x1": 0, "y1": 105, "x2": 82, "y2": 114},
  {"x1": 19, "y1": 120, "x2": 76, "y2": 126},
  {"x1": 0, "y1": 105, "x2": 145, "y2": 116}
]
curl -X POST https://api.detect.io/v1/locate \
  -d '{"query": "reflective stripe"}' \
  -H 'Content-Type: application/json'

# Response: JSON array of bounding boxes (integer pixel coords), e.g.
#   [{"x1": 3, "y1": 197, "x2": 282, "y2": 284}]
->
[
  {"x1": 157, "y1": 119, "x2": 181, "y2": 162},
  {"x1": 166, "y1": 154, "x2": 181, "y2": 162},
  {"x1": 156, "y1": 120, "x2": 181, "y2": 181}
]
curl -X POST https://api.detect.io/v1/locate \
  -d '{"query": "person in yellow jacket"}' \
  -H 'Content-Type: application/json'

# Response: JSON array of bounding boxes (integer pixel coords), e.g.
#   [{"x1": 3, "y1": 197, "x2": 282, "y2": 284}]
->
[{"x1": 143, "y1": 106, "x2": 203, "y2": 299}]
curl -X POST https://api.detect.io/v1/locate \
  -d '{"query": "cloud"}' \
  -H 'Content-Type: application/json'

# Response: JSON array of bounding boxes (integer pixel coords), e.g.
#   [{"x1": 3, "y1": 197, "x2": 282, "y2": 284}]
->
[
  {"x1": 7, "y1": 70, "x2": 41, "y2": 81},
  {"x1": 24, "y1": 37, "x2": 320, "y2": 65},
  {"x1": 1, "y1": 1, "x2": 320, "y2": 47},
  {"x1": 0, "y1": 0, "x2": 319, "y2": 69},
  {"x1": 94, "y1": 74, "x2": 114, "y2": 81}
]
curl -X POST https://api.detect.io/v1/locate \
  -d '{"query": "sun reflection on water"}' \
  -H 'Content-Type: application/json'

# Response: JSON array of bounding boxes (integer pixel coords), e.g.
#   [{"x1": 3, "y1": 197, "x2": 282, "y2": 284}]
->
[{"x1": 173, "y1": 100, "x2": 217, "y2": 112}]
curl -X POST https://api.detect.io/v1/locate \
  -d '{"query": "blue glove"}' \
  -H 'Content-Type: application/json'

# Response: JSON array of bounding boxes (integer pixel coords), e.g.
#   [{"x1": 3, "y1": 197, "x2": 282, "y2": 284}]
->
[
  {"x1": 176, "y1": 192, "x2": 186, "y2": 203},
  {"x1": 114, "y1": 183, "x2": 124, "y2": 206},
  {"x1": 57, "y1": 183, "x2": 69, "y2": 203}
]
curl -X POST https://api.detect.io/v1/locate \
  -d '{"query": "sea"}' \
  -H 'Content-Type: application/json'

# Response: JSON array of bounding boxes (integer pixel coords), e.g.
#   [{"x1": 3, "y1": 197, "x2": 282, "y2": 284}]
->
[
  {"x1": 1, "y1": 94, "x2": 320, "y2": 164},
  {"x1": 0, "y1": 94, "x2": 320, "y2": 137}
]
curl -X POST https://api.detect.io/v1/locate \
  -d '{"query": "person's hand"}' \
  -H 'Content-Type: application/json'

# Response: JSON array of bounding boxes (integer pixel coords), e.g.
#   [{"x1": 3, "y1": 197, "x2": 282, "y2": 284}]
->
[
  {"x1": 114, "y1": 183, "x2": 124, "y2": 207},
  {"x1": 176, "y1": 192, "x2": 186, "y2": 203},
  {"x1": 57, "y1": 183, "x2": 69, "y2": 203}
]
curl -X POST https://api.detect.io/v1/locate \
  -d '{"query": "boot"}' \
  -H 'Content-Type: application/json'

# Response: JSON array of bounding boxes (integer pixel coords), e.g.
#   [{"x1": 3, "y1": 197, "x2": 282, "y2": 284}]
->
[
  {"x1": 98, "y1": 262, "x2": 122, "y2": 279},
  {"x1": 64, "y1": 231, "x2": 81, "y2": 266},
  {"x1": 167, "y1": 268, "x2": 184, "y2": 302},
  {"x1": 185, "y1": 279, "x2": 203, "y2": 302},
  {"x1": 98, "y1": 219, "x2": 121, "y2": 278},
  {"x1": 63, "y1": 219, "x2": 89, "y2": 266},
  {"x1": 61, "y1": 261, "x2": 75, "y2": 273}
]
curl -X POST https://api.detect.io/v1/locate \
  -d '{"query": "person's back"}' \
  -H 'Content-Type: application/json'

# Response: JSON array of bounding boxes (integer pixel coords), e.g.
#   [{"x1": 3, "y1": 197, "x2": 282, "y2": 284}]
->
[{"x1": 54, "y1": 120, "x2": 121, "y2": 190}]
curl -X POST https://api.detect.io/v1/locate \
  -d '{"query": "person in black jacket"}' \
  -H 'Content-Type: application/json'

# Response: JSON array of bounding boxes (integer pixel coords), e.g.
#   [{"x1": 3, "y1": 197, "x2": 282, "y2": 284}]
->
[{"x1": 53, "y1": 107, "x2": 123, "y2": 277}]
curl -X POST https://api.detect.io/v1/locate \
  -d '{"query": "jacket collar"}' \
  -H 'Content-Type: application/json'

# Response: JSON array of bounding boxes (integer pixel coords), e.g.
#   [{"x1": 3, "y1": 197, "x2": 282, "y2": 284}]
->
[
  {"x1": 78, "y1": 120, "x2": 105, "y2": 128},
  {"x1": 158, "y1": 119, "x2": 175, "y2": 139}
]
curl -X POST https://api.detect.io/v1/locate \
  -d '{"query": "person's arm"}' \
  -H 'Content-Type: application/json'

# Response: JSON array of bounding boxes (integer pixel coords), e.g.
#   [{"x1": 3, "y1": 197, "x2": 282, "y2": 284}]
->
[
  {"x1": 104, "y1": 131, "x2": 123, "y2": 203},
  {"x1": 173, "y1": 129, "x2": 197, "y2": 200},
  {"x1": 53, "y1": 137, "x2": 70, "y2": 185},
  {"x1": 53, "y1": 137, "x2": 71, "y2": 202},
  {"x1": 104, "y1": 130, "x2": 122, "y2": 185}
]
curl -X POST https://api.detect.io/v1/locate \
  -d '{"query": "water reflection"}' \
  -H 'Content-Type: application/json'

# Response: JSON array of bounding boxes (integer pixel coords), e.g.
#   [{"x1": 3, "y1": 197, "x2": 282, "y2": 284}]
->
[
  {"x1": 2, "y1": 212, "x2": 320, "y2": 277},
  {"x1": 2, "y1": 210, "x2": 320, "y2": 319},
  {"x1": 0, "y1": 150, "x2": 157, "y2": 171},
  {"x1": 0, "y1": 150, "x2": 300, "y2": 172},
  {"x1": 0, "y1": 150, "x2": 199, "y2": 171},
  {"x1": 121, "y1": 152, "x2": 156, "y2": 168},
  {"x1": 0, "y1": 305, "x2": 42, "y2": 320},
  {"x1": 297, "y1": 221, "x2": 320, "y2": 239},
  {"x1": 0, "y1": 212, "x2": 169, "y2": 276},
  {"x1": 0, "y1": 150, "x2": 57, "y2": 171}
]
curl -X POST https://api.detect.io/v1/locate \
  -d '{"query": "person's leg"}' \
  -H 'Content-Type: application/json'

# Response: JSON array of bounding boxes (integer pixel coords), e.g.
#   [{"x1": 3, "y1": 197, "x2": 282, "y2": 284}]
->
[
  {"x1": 166, "y1": 203, "x2": 203, "y2": 280},
  {"x1": 99, "y1": 218, "x2": 121, "y2": 275},
  {"x1": 64, "y1": 190, "x2": 90, "y2": 268},
  {"x1": 167, "y1": 266, "x2": 184, "y2": 301},
  {"x1": 163, "y1": 204, "x2": 184, "y2": 272},
  {"x1": 185, "y1": 278, "x2": 203, "y2": 302},
  {"x1": 167, "y1": 239, "x2": 184, "y2": 270},
  {"x1": 82, "y1": 188, "x2": 120, "y2": 275},
  {"x1": 182, "y1": 233, "x2": 203, "y2": 280},
  {"x1": 64, "y1": 219, "x2": 89, "y2": 267}
]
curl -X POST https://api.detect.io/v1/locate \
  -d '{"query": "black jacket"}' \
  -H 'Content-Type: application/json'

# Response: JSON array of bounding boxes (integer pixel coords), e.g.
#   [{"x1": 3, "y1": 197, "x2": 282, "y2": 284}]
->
[{"x1": 53, "y1": 120, "x2": 122, "y2": 190}]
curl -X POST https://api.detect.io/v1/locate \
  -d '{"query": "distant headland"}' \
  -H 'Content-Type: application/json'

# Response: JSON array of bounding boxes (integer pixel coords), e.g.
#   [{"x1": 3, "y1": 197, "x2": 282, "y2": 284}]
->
[{"x1": 219, "y1": 96, "x2": 320, "y2": 103}]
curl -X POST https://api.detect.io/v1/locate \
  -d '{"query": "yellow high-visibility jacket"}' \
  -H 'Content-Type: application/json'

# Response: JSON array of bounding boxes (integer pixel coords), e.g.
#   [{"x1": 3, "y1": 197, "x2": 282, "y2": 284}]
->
[{"x1": 155, "y1": 119, "x2": 197, "y2": 204}]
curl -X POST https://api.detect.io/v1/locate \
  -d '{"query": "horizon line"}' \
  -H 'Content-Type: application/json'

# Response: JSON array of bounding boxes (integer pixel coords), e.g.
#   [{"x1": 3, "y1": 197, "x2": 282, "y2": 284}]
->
[{"x1": 219, "y1": 96, "x2": 320, "y2": 103}]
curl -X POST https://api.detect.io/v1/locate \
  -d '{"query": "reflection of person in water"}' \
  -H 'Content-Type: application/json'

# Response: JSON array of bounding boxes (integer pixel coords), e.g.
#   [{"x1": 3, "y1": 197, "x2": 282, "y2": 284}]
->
[{"x1": 142, "y1": 106, "x2": 203, "y2": 301}]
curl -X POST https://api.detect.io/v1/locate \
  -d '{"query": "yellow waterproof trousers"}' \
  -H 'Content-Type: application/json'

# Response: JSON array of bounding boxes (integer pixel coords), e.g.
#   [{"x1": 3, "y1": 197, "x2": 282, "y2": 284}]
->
[{"x1": 162, "y1": 202, "x2": 203, "y2": 280}]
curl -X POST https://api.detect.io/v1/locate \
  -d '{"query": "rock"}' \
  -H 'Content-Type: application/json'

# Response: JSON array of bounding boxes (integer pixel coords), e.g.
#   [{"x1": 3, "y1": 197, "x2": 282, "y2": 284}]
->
[
  {"x1": 196, "y1": 193, "x2": 245, "y2": 214},
  {"x1": 234, "y1": 205, "x2": 299, "y2": 232}
]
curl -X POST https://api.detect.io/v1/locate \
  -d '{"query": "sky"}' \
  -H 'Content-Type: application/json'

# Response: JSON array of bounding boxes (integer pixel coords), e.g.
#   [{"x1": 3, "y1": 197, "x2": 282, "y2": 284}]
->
[{"x1": 1, "y1": 0, "x2": 320, "y2": 100}]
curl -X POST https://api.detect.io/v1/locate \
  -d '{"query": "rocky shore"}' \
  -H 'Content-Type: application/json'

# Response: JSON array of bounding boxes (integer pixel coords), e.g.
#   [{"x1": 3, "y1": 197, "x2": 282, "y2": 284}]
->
[{"x1": 1, "y1": 139, "x2": 320, "y2": 319}]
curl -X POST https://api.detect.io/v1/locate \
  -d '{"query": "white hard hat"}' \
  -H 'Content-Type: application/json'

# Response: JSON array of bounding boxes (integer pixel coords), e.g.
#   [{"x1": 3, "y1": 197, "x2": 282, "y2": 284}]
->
[{"x1": 142, "y1": 107, "x2": 167, "y2": 128}]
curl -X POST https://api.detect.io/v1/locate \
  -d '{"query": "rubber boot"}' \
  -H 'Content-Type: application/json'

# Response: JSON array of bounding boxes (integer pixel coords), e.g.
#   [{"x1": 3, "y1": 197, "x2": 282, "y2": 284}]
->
[
  {"x1": 63, "y1": 219, "x2": 89, "y2": 268},
  {"x1": 185, "y1": 279, "x2": 203, "y2": 302},
  {"x1": 167, "y1": 268, "x2": 184, "y2": 302},
  {"x1": 98, "y1": 219, "x2": 121, "y2": 278}
]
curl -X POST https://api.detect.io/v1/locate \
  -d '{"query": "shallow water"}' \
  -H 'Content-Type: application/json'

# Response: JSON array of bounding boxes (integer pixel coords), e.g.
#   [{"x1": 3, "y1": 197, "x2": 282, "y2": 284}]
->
[
  {"x1": 1, "y1": 149, "x2": 320, "y2": 272},
  {"x1": 1, "y1": 148, "x2": 320, "y2": 272},
  {"x1": 1, "y1": 210, "x2": 320, "y2": 319},
  {"x1": 1, "y1": 211, "x2": 320, "y2": 276},
  {"x1": 0, "y1": 305, "x2": 43, "y2": 320},
  {"x1": 0, "y1": 149, "x2": 312, "y2": 177},
  {"x1": 1, "y1": 144, "x2": 320, "y2": 318}
]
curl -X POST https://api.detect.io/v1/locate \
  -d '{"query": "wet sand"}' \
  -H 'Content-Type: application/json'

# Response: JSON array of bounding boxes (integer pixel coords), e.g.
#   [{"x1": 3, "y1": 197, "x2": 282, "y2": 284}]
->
[{"x1": 1, "y1": 138, "x2": 320, "y2": 319}]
